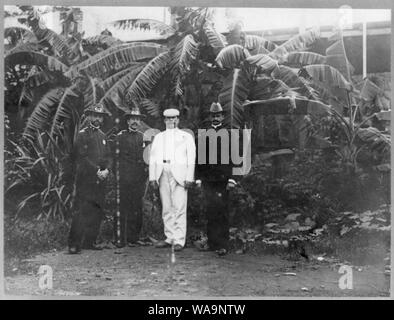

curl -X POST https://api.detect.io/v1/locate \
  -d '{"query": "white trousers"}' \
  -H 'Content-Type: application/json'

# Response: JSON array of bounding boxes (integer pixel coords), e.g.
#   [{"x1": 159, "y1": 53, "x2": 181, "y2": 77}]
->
[{"x1": 159, "y1": 167, "x2": 187, "y2": 246}]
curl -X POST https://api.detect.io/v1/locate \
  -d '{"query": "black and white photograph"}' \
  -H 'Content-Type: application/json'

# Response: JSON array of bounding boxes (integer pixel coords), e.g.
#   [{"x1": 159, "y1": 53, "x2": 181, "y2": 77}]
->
[{"x1": 1, "y1": 1, "x2": 392, "y2": 300}]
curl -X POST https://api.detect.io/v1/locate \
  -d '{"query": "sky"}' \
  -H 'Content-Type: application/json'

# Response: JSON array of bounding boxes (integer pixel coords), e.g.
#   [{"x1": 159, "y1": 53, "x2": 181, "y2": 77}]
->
[{"x1": 4, "y1": 6, "x2": 391, "y2": 39}]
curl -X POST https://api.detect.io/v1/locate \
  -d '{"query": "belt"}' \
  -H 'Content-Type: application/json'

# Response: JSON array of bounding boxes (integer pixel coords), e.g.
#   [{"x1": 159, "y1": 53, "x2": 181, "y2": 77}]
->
[{"x1": 163, "y1": 160, "x2": 171, "y2": 163}]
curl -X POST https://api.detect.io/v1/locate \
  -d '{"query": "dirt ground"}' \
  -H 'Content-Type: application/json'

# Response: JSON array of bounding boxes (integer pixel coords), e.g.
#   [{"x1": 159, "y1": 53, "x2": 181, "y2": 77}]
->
[{"x1": 4, "y1": 244, "x2": 390, "y2": 298}]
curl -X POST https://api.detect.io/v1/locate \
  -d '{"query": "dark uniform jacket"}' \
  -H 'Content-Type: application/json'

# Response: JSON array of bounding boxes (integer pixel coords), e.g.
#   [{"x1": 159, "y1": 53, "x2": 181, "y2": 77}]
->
[
  {"x1": 115, "y1": 129, "x2": 147, "y2": 185},
  {"x1": 195, "y1": 124, "x2": 241, "y2": 183},
  {"x1": 73, "y1": 126, "x2": 112, "y2": 186}
]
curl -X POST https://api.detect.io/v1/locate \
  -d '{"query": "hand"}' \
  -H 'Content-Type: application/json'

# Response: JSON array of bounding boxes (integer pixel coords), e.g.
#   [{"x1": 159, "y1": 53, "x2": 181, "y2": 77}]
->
[
  {"x1": 149, "y1": 180, "x2": 159, "y2": 190},
  {"x1": 97, "y1": 168, "x2": 109, "y2": 180},
  {"x1": 195, "y1": 179, "x2": 202, "y2": 188},
  {"x1": 101, "y1": 168, "x2": 109, "y2": 179},
  {"x1": 184, "y1": 181, "x2": 194, "y2": 189},
  {"x1": 226, "y1": 181, "x2": 236, "y2": 190}
]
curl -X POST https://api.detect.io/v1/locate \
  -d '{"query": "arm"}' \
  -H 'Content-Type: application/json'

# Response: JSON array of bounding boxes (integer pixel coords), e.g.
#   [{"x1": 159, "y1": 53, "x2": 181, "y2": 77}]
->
[
  {"x1": 74, "y1": 132, "x2": 97, "y2": 177},
  {"x1": 185, "y1": 133, "x2": 196, "y2": 182},
  {"x1": 149, "y1": 134, "x2": 158, "y2": 182}
]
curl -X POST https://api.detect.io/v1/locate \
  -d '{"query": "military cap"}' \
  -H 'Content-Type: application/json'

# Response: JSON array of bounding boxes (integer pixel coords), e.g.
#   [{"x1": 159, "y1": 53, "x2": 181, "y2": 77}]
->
[
  {"x1": 209, "y1": 102, "x2": 223, "y2": 113},
  {"x1": 84, "y1": 103, "x2": 109, "y2": 116},
  {"x1": 124, "y1": 108, "x2": 145, "y2": 119},
  {"x1": 163, "y1": 108, "x2": 180, "y2": 117}
]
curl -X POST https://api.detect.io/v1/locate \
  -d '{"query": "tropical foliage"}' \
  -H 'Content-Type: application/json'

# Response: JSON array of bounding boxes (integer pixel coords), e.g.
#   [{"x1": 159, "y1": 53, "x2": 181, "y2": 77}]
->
[{"x1": 4, "y1": 5, "x2": 391, "y2": 222}]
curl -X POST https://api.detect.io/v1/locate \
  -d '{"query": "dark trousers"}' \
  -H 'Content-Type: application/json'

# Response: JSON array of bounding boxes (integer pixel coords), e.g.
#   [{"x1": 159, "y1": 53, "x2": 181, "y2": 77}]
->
[
  {"x1": 114, "y1": 183, "x2": 143, "y2": 245},
  {"x1": 68, "y1": 182, "x2": 105, "y2": 249},
  {"x1": 204, "y1": 181, "x2": 230, "y2": 250}
]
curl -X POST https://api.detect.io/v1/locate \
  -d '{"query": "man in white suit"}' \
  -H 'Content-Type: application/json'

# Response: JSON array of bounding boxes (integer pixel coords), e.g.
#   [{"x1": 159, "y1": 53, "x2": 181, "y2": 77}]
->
[{"x1": 149, "y1": 108, "x2": 196, "y2": 251}]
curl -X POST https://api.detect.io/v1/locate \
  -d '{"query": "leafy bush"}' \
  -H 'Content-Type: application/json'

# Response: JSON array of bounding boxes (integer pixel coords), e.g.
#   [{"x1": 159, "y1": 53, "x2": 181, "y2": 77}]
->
[{"x1": 4, "y1": 130, "x2": 75, "y2": 221}]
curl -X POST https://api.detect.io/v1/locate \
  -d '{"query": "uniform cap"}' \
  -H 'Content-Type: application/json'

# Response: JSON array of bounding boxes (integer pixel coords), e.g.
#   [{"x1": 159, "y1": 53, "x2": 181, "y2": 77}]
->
[
  {"x1": 209, "y1": 102, "x2": 223, "y2": 113},
  {"x1": 124, "y1": 108, "x2": 145, "y2": 118},
  {"x1": 163, "y1": 108, "x2": 180, "y2": 117},
  {"x1": 85, "y1": 103, "x2": 109, "y2": 116}
]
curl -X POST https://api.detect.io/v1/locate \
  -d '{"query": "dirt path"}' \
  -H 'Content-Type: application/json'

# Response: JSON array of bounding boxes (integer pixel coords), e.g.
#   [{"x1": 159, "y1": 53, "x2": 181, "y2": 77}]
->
[{"x1": 4, "y1": 246, "x2": 390, "y2": 297}]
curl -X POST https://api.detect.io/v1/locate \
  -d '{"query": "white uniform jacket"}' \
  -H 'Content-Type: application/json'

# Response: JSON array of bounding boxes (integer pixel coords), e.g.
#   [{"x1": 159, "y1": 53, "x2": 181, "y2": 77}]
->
[{"x1": 149, "y1": 128, "x2": 196, "y2": 187}]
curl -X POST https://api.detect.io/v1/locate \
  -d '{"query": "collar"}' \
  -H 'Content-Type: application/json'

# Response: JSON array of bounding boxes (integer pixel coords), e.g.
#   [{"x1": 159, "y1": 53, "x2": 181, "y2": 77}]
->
[
  {"x1": 211, "y1": 123, "x2": 223, "y2": 129},
  {"x1": 128, "y1": 127, "x2": 138, "y2": 133},
  {"x1": 88, "y1": 123, "x2": 100, "y2": 131}
]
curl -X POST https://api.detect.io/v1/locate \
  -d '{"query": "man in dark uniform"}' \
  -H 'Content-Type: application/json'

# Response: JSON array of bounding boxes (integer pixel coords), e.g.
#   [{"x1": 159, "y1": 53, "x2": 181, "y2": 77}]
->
[
  {"x1": 195, "y1": 102, "x2": 239, "y2": 256},
  {"x1": 113, "y1": 107, "x2": 147, "y2": 247},
  {"x1": 68, "y1": 103, "x2": 111, "y2": 254}
]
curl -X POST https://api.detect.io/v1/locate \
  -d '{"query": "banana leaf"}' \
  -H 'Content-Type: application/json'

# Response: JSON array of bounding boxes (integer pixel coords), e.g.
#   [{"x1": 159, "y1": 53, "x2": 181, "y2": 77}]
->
[
  {"x1": 270, "y1": 28, "x2": 320, "y2": 59},
  {"x1": 215, "y1": 44, "x2": 250, "y2": 69},
  {"x1": 23, "y1": 87, "x2": 64, "y2": 139},
  {"x1": 66, "y1": 42, "x2": 167, "y2": 79},
  {"x1": 218, "y1": 68, "x2": 251, "y2": 128},
  {"x1": 126, "y1": 51, "x2": 171, "y2": 101},
  {"x1": 108, "y1": 18, "x2": 175, "y2": 37},
  {"x1": 303, "y1": 64, "x2": 352, "y2": 91},
  {"x1": 203, "y1": 22, "x2": 227, "y2": 54},
  {"x1": 99, "y1": 64, "x2": 145, "y2": 114},
  {"x1": 50, "y1": 84, "x2": 81, "y2": 137},
  {"x1": 5, "y1": 50, "x2": 69, "y2": 73},
  {"x1": 285, "y1": 51, "x2": 326, "y2": 67},
  {"x1": 168, "y1": 34, "x2": 199, "y2": 96},
  {"x1": 246, "y1": 54, "x2": 278, "y2": 73}
]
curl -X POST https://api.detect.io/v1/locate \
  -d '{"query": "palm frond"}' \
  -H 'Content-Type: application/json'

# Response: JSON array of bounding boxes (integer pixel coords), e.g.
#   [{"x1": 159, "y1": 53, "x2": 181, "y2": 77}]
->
[
  {"x1": 50, "y1": 84, "x2": 81, "y2": 137},
  {"x1": 215, "y1": 44, "x2": 250, "y2": 69},
  {"x1": 126, "y1": 51, "x2": 171, "y2": 101},
  {"x1": 26, "y1": 8, "x2": 72, "y2": 58},
  {"x1": 218, "y1": 68, "x2": 251, "y2": 128},
  {"x1": 82, "y1": 35, "x2": 123, "y2": 48},
  {"x1": 23, "y1": 87, "x2": 64, "y2": 139},
  {"x1": 272, "y1": 65, "x2": 320, "y2": 100},
  {"x1": 108, "y1": 19, "x2": 175, "y2": 37},
  {"x1": 66, "y1": 42, "x2": 167, "y2": 79},
  {"x1": 203, "y1": 23, "x2": 227, "y2": 54},
  {"x1": 246, "y1": 54, "x2": 278, "y2": 73},
  {"x1": 99, "y1": 64, "x2": 145, "y2": 114},
  {"x1": 5, "y1": 50, "x2": 69, "y2": 72},
  {"x1": 303, "y1": 64, "x2": 352, "y2": 91},
  {"x1": 250, "y1": 77, "x2": 296, "y2": 101},
  {"x1": 243, "y1": 96, "x2": 330, "y2": 116},
  {"x1": 244, "y1": 35, "x2": 275, "y2": 54},
  {"x1": 168, "y1": 34, "x2": 199, "y2": 96},
  {"x1": 270, "y1": 28, "x2": 320, "y2": 59},
  {"x1": 18, "y1": 70, "x2": 60, "y2": 107},
  {"x1": 285, "y1": 51, "x2": 326, "y2": 67},
  {"x1": 138, "y1": 98, "x2": 161, "y2": 117},
  {"x1": 326, "y1": 30, "x2": 354, "y2": 81},
  {"x1": 99, "y1": 63, "x2": 143, "y2": 94},
  {"x1": 5, "y1": 41, "x2": 41, "y2": 55}
]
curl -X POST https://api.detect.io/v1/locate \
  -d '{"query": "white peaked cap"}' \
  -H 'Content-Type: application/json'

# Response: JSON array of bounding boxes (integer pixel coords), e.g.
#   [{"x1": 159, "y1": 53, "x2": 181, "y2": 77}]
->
[{"x1": 163, "y1": 108, "x2": 180, "y2": 117}]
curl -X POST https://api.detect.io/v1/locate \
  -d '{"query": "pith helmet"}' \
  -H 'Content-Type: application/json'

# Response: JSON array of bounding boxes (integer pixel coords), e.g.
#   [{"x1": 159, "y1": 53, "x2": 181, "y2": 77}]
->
[
  {"x1": 84, "y1": 103, "x2": 109, "y2": 116},
  {"x1": 209, "y1": 102, "x2": 223, "y2": 113}
]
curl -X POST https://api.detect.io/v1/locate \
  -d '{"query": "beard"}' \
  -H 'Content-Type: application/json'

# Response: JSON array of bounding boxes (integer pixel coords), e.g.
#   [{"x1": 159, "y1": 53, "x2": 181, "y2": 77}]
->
[
  {"x1": 129, "y1": 122, "x2": 139, "y2": 130},
  {"x1": 212, "y1": 120, "x2": 221, "y2": 126},
  {"x1": 92, "y1": 119, "x2": 102, "y2": 127}
]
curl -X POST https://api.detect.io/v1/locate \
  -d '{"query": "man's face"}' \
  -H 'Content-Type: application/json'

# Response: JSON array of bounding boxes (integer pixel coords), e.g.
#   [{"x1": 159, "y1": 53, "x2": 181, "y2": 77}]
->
[
  {"x1": 127, "y1": 116, "x2": 141, "y2": 130},
  {"x1": 210, "y1": 112, "x2": 224, "y2": 126},
  {"x1": 164, "y1": 116, "x2": 179, "y2": 129},
  {"x1": 88, "y1": 113, "x2": 104, "y2": 127}
]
